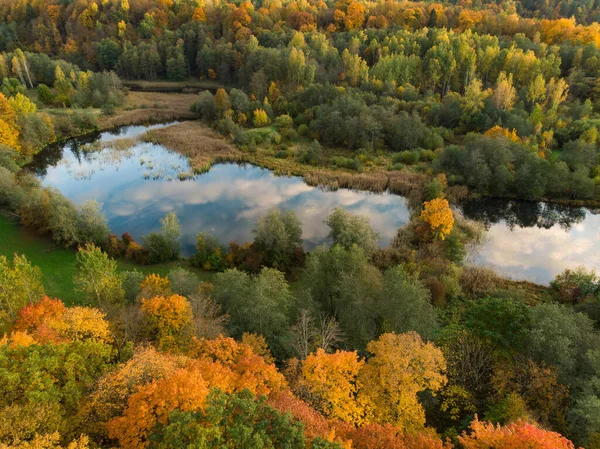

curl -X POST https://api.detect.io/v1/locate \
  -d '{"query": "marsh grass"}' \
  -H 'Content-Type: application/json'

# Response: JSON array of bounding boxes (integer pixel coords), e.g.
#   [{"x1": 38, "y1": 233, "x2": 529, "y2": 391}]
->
[
  {"x1": 98, "y1": 91, "x2": 199, "y2": 129},
  {"x1": 142, "y1": 122, "x2": 248, "y2": 173}
]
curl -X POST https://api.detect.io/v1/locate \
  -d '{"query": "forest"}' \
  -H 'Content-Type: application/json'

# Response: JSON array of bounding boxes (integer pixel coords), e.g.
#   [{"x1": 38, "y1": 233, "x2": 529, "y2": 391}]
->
[{"x1": 1, "y1": 0, "x2": 600, "y2": 448}]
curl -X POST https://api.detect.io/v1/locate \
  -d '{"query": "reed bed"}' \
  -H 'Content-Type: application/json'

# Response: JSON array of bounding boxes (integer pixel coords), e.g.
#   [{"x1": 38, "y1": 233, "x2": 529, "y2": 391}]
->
[
  {"x1": 98, "y1": 92, "x2": 198, "y2": 129},
  {"x1": 304, "y1": 169, "x2": 388, "y2": 192},
  {"x1": 142, "y1": 122, "x2": 248, "y2": 172}
]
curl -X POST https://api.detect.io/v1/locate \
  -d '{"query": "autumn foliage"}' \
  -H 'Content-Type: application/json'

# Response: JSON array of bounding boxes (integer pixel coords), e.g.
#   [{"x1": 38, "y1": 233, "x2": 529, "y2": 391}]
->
[
  {"x1": 420, "y1": 199, "x2": 454, "y2": 240},
  {"x1": 458, "y1": 417, "x2": 579, "y2": 449}
]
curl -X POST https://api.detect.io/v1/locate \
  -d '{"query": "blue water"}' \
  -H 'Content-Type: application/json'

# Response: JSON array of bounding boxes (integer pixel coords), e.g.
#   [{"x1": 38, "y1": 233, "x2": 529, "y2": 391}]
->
[
  {"x1": 35, "y1": 124, "x2": 410, "y2": 257},
  {"x1": 33, "y1": 123, "x2": 600, "y2": 284}
]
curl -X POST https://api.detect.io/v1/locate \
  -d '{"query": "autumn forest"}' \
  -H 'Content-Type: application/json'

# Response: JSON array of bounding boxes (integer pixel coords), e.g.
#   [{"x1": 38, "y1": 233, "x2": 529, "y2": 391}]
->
[{"x1": 2, "y1": 0, "x2": 600, "y2": 447}]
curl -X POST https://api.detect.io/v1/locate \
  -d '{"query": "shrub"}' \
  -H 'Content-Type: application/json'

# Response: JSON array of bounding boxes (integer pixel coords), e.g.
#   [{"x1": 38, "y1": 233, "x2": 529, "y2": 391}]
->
[
  {"x1": 392, "y1": 150, "x2": 420, "y2": 165},
  {"x1": 332, "y1": 156, "x2": 362, "y2": 171},
  {"x1": 37, "y1": 84, "x2": 54, "y2": 105},
  {"x1": 551, "y1": 267, "x2": 599, "y2": 303},
  {"x1": 192, "y1": 231, "x2": 227, "y2": 271},
  {"x1": 0, "y1": 166, "x2": 24, "y2": 210}
]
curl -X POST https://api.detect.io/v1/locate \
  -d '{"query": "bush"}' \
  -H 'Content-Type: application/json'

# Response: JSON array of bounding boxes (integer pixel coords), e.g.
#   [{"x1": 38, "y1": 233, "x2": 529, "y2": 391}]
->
[
  {"x1": 332, "y1": 156, "x2": 362, "y2": 171},
  {"x1": 297, "y1": 123, "x2": 309, "y2": 136},
  {"x1": 298, "y1": 140, "x2": 322, "y2": 165},
  {"x1": 37, "y1": 84, "x2": 54, "y2": 105},
  {"x1": 192, "y1": 231, "x2": 227, "y2": 270},
  {"x1": 392, "y1": 150, "x2": 420, "y2": 165},
  {"x1": 551, "y1": 267, "x2": 599, "y2": 303}
]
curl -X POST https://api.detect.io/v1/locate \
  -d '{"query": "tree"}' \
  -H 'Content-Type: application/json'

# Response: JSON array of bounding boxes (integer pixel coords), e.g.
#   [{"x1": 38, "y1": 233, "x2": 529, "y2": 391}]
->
[
  {"x1": 212, "y1": 268, "x2": 292, "y2": 354},
  {"x1": 300, "y1": 245, "x2": 380, "y2": 349},
  {"x1": 215, "y1": 88, "x2": 231, "y2": 117},
  {"x1": 142, "y1": 212, "x2": 181, "y2": 264},
  {"x1": 458, "y1": 417, "x2": 577, "y2": 449},
  {"x1": 73, "y1": 243, "x2": 124, "y2": 309},
  {"x1": 76, "y1": 200, "x2": 109, "y2": 246},
  {"x1": 107, "y1": 365, "x2": 212, "y2": 449},
  {"x1": 465, "y1": 296, "x2": 532, "y2": 351},
  {"x1": 493, "y1": 72, "x2": 517, "y2": 111},
  {"x1": 325, "y1": 207, "x2": 380, "y2": 257},
  {"x1": 358, "y1": 332, "x2": 447, "y2": 430},
  {"x1": 0, "y1": 254, "x2": 44, "y2": 326},
  {"x1": 148, "y1": 390, "x2": 306, "y2": 449},
  {"x1": 420, "y1": 198, "x2": 454, "y2": 240},
  {"x1": 301, "y1": 348, "x2": 366, "y2": 424},
  {"x1": 141, "y1": 294, "x2": 195, "y2": 350},
  {"x1": 253, "y1": 108, "x2": 270, "y2": 127},
  {"x1": 0, "y1": 341, "x2": 113, "y2": 445},
  {"x1": 87, "y1": 347, "x2": 189, "y2": 429},
  {"x1": 253, "y1": 209, "x2": 302, "y2": 269},
  {"x1": 0, "y1": 93, "x2": 20, "y2": 150},
  {"x1": 378, "y1": 266, "x2": 437, "y2": 338}
]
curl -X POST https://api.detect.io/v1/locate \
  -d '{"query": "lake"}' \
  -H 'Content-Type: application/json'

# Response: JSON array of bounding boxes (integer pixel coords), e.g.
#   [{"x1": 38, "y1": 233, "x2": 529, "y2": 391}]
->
[{"x1": 31, "y1": 123, "x2": 600, "y2": 285}]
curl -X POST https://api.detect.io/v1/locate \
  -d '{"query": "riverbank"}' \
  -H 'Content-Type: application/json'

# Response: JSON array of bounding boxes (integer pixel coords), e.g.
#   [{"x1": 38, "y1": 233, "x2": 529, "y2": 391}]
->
[{"x1": 0, "y1": 213, "x2": 214, "y2": 306}]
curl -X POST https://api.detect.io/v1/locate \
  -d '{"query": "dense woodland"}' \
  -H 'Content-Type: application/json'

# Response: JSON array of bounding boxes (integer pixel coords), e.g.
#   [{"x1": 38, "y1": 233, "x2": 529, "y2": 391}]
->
[{"x1": 2, "y1": 0, "x2": 600, "y2": 448}]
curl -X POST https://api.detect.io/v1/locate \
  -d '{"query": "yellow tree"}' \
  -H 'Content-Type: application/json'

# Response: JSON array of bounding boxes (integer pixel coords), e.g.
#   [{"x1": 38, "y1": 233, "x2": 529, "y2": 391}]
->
[
  {"x1": 420, "y1": 198, "x2": 454, "y2": 240},
  {"x1": 492, "y1": 72, "x2": 516, "y2": 111},
  {"x1": 140, "y1": 273, "x2": 171, "y2": 299},
  {"x1": 358, "y1": 332, "x2": 447, "y2": 430},
  {"x1": 0, "y1": 93, "x2": 20, "y2": 150},
  {"x1": 141, "y1": 294, "x2": 195, "y2": 350},
  {"x1": 301, "y1": 348, "x2": 367, "y2": 424}
]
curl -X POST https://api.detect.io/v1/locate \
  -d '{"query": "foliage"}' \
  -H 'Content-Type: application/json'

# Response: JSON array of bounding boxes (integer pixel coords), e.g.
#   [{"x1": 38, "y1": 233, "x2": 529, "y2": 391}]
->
[
  {"x1": 142, "y1": 212, "x2": 181, "y2": 264},
  {"x1": 359, "y1": 332, "x2": 447, "y2": 430},
  {"x1": 141, "y1": 294, "x2": 195, "y2": 350},
  {"x1": 458, "y1": 417, "x2": 577, "y2": 448},
  {"x1": 73, "y1": 244, "x2": 124, "y2": 309},
  {"x1": 252, "y1": 209, "x2": 303, "y2": 269},
  {"x1": 148, "y1": 390, "x2": 306, "y2": 449},
  {"x1": 301, "y1": 348, "x2": 366, "y2": 424},
  {"x1": 420, "y1": 199, "x2": 454, "y2": 241},
  {"x1": 326, "y1": 207, "x2": 380, "y2": 257}
]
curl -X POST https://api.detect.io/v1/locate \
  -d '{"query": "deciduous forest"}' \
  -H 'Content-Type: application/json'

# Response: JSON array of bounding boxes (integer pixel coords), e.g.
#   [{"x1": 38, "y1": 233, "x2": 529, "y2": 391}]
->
[{"x1": 2, "y1": 0, "x2": 600, "y2": 447}]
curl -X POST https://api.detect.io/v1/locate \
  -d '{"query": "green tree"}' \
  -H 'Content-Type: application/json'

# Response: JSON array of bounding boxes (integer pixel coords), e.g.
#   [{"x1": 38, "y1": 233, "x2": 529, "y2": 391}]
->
[
  {"x1": 148, "y1": 390, "x2": 305, "y2": 449},
  {"x1": 212, "y1": 268, "x2": 292, "y2": 354},
  {"x1": 76, "y1": 200, "x2": 109, "y2": 246},
  {"x1": 0, "y1": 254, "x2": 44, "y2": 326},
  {"x1": 253, "y1": 209, "x2": 302, "y2": 269},
  {"x1": 74, "y1": 243, "x2": 125, "y2": 309},
  {"x1": 465, "y1": 295, "x2": 532, "y2": 351},
  {"x1": 143, "y1": 212, "x2": 181, "y2": 264},
  {"x1": 301, "y1": 245, "x2": 380, "y2": 349},
  {"x1": 0, "y1": 341, "x2": 113, "y2": 445},
  {"x1": 378, "y1": 266, "x2": 438, "y2": 338},
  {"x1": 325, "y1": 207, "x2": 380, "y2": 257}
]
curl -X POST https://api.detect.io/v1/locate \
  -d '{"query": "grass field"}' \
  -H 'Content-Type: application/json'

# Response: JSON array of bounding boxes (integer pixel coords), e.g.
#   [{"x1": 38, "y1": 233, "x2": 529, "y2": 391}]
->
[{"x1": 0, "y1": 214, "x2": 214, "y2": 306}]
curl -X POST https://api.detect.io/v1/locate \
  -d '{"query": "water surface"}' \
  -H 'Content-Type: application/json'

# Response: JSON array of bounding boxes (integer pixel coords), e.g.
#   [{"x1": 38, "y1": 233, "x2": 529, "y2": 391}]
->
[
  {"x1": 33, "y1": 124, "x2": 410, "y2": 256},
  {"x1": 31, "y1": 123, "x2": 600, "y2": 285}
]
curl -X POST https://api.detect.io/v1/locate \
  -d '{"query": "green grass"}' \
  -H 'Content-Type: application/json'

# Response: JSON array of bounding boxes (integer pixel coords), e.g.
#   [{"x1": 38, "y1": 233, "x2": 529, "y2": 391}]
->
[{"x1": 0, "y1": 214, "x2": 214, "y2": 306}]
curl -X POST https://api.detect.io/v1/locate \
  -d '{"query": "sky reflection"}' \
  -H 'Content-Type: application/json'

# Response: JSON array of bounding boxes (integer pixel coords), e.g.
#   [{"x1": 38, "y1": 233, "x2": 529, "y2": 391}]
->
[
  {"x1": 34, "y1": 124, "x2": 600, "y2": 285},
  {"x1": 38, "y1": 133, "x2": 410, "y2": 256}
]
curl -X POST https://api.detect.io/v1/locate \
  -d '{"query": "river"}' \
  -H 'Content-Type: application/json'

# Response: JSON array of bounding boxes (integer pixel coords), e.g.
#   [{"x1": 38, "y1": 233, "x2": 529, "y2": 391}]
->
[{"x1": 30, "y1": 123, "x2": 600, "y2": 285}]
